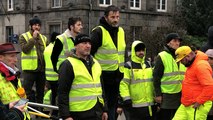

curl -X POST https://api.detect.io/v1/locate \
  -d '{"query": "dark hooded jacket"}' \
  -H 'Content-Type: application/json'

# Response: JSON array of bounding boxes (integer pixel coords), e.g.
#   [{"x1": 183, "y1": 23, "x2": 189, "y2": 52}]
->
[
  {"x1": 201, "y1": 26, "x2": 213, "y2": 52},
  {"x1": 90, "y1": 17, "x2": 123, "y2": 85}
]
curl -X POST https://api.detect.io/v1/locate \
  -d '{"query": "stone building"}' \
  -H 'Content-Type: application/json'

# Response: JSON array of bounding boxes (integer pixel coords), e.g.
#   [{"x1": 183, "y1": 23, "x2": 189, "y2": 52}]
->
[{"x1": 0, "y1": 0, "x2": 180, "y2": 42}]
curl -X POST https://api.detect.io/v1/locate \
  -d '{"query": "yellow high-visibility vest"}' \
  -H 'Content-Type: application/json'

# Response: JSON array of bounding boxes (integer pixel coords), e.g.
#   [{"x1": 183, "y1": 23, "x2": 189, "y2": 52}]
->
[
  {"x1": 43, "y1": 90, "x2": 51, "y2": 105},
  {"x1": 56, "y1": 34, "x2": 74, "y2": 70},
  {"x1": 44, "y1": 43, "x2": 58, "y2": 81},
  {"x1": 21, "y1": 31, "x2": 47, "y2": 70},
  {"x1": 93, "y1": 26, "x2": 126, "y2": 73},
  {"x1": 67, "y1": 57, "x2": 104, "y2": 111},
  {"x1": 120, "y1": 62, "x2": 154, "y2": 108},
  {"x1": 159, "y1": 51, "x2": 186, "y2": 93},
  {"x1": 0, "y1": 74, "x2": 30, "y2": 120}
]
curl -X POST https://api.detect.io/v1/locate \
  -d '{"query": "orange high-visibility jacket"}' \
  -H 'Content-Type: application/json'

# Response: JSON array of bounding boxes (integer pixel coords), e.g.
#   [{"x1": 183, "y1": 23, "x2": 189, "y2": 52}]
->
[{"x1": 181, "y1": 51, "x2": 213, "y2": 106}]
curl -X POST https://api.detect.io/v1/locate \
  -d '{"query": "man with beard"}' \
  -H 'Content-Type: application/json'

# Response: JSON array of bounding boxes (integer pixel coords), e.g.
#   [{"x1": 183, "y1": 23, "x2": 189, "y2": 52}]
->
[
  {"x1": 19, "y1": 16, "x2": 47, "y2": 107},
  {"x1": 153, "y1": 33, "x2": 186, "y2": 120},
  {"x1": 90, "y1": 5, "x2": 126, "y2": 120},
  {"x1": 57, "y1": 34, "x2": 108, "y2": 120},
  {"x1": 172, "y1": 46, "x2": 213, "y2": 120},
  {"x1": 119, "y1": 41, "x2": 156, "y2": 120},
  {"x1": 51, "y1": 17, "x2": 83, "y2": 72}
]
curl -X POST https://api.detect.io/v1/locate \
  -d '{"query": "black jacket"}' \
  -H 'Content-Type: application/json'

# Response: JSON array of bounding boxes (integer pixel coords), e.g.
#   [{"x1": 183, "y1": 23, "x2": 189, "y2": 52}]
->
[
  {"x1": 153, "y1": 45, "x2": 176, "y2": 96},
  {"x1": 90, "y1": 17, "x2": 123, "y2": 85},
  {"x1": 57, "y1": 50, "x2": 107, "y2": 119},
  {"x1": 0, "y1": 101, "x2": 24, "y2": 120},
  {"x1": 51, "y1": 30, "x2": 75, "y2": 72},
  {"x1": 152, "y1": 45, "x2": 181, "y2": 109}
]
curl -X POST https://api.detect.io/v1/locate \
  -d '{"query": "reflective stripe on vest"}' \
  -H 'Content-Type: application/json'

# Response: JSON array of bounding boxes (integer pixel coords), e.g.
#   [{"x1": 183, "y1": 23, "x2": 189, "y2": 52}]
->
[
  {"x1": 71, "y1": 83, "x2": 101, "y2": 89},
  {"x1": 93, "y1": 26, "x2": 126, "y2": 72},
  {"x1": 44, "y1": 43, "x2": 58, "y2": 81},
  {"x1": 56, "y1": 34, "x2": 74, "y2": 70},
  {"x1": 159, "y1": 51, "x2": 186, "y2": 93},
  {"x1": 67, "y1": 57, "x2": 104, "y2": 111},
  {"x1": 132, "y1": 102, "x2": 154, "y2": 108},
  {"x1": 21, "y1": 31, "x2": 46, "y2": 70},
  {"x1": 120, "y1": 62, "x2": 154, "y2": 107}
]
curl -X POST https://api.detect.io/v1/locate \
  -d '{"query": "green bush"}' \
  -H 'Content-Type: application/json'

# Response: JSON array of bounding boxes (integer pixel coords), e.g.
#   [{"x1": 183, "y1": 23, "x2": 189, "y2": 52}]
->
[{"x1": 182, "y1": 35, "x2": 207, "y2": 49}]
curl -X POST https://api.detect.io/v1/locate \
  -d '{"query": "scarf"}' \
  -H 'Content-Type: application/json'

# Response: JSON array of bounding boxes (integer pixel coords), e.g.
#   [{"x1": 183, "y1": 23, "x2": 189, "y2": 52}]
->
[{"x1": 0, "y1": 62, "x2": 16, "y2": 81}]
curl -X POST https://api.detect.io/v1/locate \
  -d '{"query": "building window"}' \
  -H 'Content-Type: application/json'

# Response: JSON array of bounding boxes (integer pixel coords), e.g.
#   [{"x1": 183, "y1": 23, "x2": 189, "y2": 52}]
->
[
  {"x1": 49, "y1": 24, "x2": 60, "y2": 38},
  {"x1": 7, "y1": 0, "x2": 13, "y2": 11},
  {"x1": 6, "y1": 26, "x2": 13, "y2": 42},
  {"x1": 130, "y1": 0, "x2": 141, "y2": 10},
  {"x1": 52, "y1": 0, "x2": 62, "y2": 8},
  {"x1": 99, "y1": 0, "x2": 112, "y2": 7},
  {"x1": 130, "y1": 26, "x2": 143, "y2": 41},
  {"x1": 157, "y1": 0, "x2": 167, "y2": 12}
]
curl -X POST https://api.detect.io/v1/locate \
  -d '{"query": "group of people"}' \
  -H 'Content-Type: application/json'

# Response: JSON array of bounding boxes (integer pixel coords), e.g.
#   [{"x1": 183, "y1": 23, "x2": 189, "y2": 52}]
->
[{"x1": 1, "y1": 4, "x2": 213, "y2": 120}]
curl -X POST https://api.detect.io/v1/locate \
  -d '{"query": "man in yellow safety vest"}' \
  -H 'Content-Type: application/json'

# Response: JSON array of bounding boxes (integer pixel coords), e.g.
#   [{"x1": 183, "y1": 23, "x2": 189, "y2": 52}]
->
[
  {"x1": 19, "y1": 16, "x2": 48, "y2": 107},
  {"x1": 153, "y1": 33, "x2": 186, "y2": 120},
  {"x1": 91, "y1": 5, "x2": 126, "y2": 120},
  {"x1": 58, "y1": 34, "x2": 108, "y2": 120}
]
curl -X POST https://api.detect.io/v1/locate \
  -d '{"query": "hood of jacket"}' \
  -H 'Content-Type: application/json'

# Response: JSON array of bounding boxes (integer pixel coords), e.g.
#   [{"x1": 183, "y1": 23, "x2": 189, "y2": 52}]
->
[
  {"x1": 99, "y1": 17, "x2": 118, "y2": 33},
  {"x1": 131, "y1": 41, "x2": 146, "y2": 63},
  {"x1": 190, "y1": 51, "x2": 208, "y2": 67}
]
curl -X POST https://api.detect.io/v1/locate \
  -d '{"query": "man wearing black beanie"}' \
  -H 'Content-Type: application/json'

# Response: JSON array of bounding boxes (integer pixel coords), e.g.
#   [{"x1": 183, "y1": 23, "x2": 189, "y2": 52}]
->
[
  {"x1": 57, "y1": 34, "x2": 108, "y2": 120},
  {"x1": 19, "y1": 16, "x2": 48, "y2": 109}
]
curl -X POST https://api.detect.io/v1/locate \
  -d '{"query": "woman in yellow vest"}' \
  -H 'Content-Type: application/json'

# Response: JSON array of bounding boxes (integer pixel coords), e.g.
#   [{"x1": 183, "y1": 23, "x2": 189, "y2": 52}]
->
[
  {"x1": 0, "y1": 43, "x2": 30, "y2": 120},
  {"x1": 120, "y1": 41, "x2": 156, "y2": 120},
  {"x1": 58, "y1": 34, "x2": 108, "y2": 120}
]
